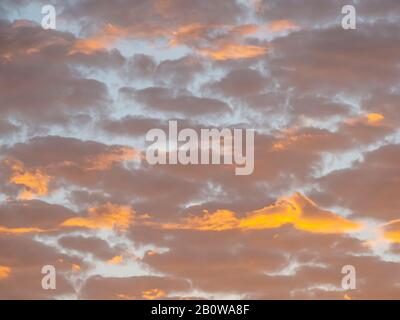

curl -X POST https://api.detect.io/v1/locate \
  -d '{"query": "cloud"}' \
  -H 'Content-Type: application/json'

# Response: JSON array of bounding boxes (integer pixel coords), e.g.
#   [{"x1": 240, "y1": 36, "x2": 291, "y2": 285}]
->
[
  {"x1": 2, "y1": 136, "x2": 136, "y2": 169},
  {"x1": 163, "y1": 193, "x2": 361, "y2": 234},
  {"x1": 198, "y1": 44, "x2": 268, "y2": 60},
  {"x1": 289, "y1": 95, "x2": 351, "y2": 120},
  {"x1": 83, "y1": 147, "x2": 138, "y2": 171},
  {"x1": 61, "y1": 203, "x2": 134, "y2": 231},
  {"x1": 365, "y1": 113, "x2": 385, "y2": 125},
  {"x1": 382, "y1": 220, "x2": 400, "y2": 244},
  {"x1": 320, "y1": 144, "x2": 400, "y2": 220},
  {"x1": 101, "y1": 116, "x2": 166, "y2": 137},
  {"x1": 268, "y1": 19, "x2": 299, "y2": 32},
  {"x1": 81, "y1": 275, "x2": 190, "y2": 299},
  {"x1": 0, "y1": 226, "x2": 44, "y2": 235},
  {"x1": 169, "y1": 23, "x2": 268, "y2": 61},
  {"x1": 0, "y1": 0, "x2": 400, "y2": 300},
  {"x1": 5, "y1": 160, "x2": 52, "y2": 200},
  {"x1": 271, "y1": 127, "x2": 351, "y2": 152},
  {"x1": 0, "y1": 200, "x2": 75, "y2": 233},
  {"x1": 69, "y1": 24, "x2": 128, "y2": 54},
  {"x1": 0, "y1": 119, "x2": 19, "y2": 136},
  {"x1": 107, "y1": 255, "x2": 124, "y2": 265},
  {"x1": 58, "y1": 235, "x2": 117, "y2": 261},
  {"x1": 0, "y1": 265, "x2": 11, "y2": 280},
  {"x1": 269, "y1": 23, "x2": 400, "y2": 94},
  {"x1": 122, "y1": 86, "x2": 231, "y2": 116},
  {"x1": 142, "y1": 288, "x2": 166, "y2": 300},
  {"x1": 209, "y1": 68, "x2": 268, "y2": 97},
  {"x1": 0, "y1": 20, "x2": 115, "y2": 125},
  {"x1": 0, "y1": 235, "x2": 82, "y2": 299},
  {"x1": 139, "y1": 219, "x2": 370, "y2": 298},
  {"x1": 255, "y1": 0, "x2": 355, "y2": 26}
]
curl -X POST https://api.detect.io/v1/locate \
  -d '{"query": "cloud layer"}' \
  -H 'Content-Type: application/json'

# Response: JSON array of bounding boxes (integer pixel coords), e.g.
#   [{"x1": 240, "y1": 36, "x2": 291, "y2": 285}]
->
[{"x1": 0, "y1": 0, "x2": 399, "y2": 300}]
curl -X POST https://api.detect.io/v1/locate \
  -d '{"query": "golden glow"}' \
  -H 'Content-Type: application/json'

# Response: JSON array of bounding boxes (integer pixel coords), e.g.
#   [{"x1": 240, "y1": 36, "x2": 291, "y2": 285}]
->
[
  {"x1": 71, "y1": 264, "x2": 81, "y2": 272},
  {"x1": 169, "y1": 23, "x2": 209, "y2": 46},
  {"x1": 294, "y1": 216, "x2": 360, "y2": 234},
  {"x1": 69, "y1": 21, "x2": 268, "y2": 61},
  {"x1": 0, "y1": 266, "x2": 11, "y2": 280},
  {"x1": 272, "y1": 142, "x2": 285, "y2": 151},
  {"x1": 346, "y1": 113, "x2": 385, "y2": 127},
  {"x1": 107, "y1": 255, "x2": 123, "y2": 265},
  {"x1": 164, "y1": 209, "x2": 239, "y2": 231},
  {"x1": 268, "y1": 20, "x2": 299, "y2": 32},
  {"x1": 164, "y1": 193, "x2": 361, "y2": 234},
  {"x1": 232, "y1": 24, "x2": 261, "y2": 35},
  {"x1": 384, "y1": 231, "x2": 400, "y2": 243},
  {"x1": 6, "y1": 160, "x2": 51, "y2": 200},
  {"x1": 169, "y1": 23, "x2": 261, "y2": 47},
  {"x1": 69, "y1": 24, "x2": 128, "y2": 54},
  {"x1": 198, "y1": 44, "x2": 268, "y2": 60},
  {"x1": 61, "y1": 203, "x2": 133, "y2": 231},
  {"x1": 366, "y1": 113, "x2": 384, "y2": 124},
  {"x1": 0, "y1": 225, "x2": 44, "y2": 234},
  {"x1": 271, "y1": 132, "x2": 318, "y2": 151},
  {"x1": 116, "y1": 293, "x2": 135, "y2": 300},
  {"x1": 382, "y1": 219, "x2": 400, "y2": 243},
  {"x1": 142, "y1": 288, "x2": 166, "y2": 300}
]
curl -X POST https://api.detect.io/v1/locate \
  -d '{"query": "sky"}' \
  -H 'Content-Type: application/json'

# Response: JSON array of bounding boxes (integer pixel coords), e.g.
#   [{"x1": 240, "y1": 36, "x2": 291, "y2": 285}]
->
[{"x1": 0, "y1": 0, "x2": 400, "y2": 300}]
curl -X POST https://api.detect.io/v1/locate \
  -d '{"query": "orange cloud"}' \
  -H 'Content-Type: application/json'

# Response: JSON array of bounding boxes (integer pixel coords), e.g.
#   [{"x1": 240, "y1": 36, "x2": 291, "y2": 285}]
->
[
  {"x1": 164, "y1": 209, "x2": 238, "y2": 231},
  {"x1": 69, "y1": 20, "x2": 267, "y2": 61},
  {"x1": 169, "y1": 23, "x2": 210, "y2": 47},
  {"x1": 164, "y1": 193, "x2": 361, "y2": 234},
  {"x1": 366, "y1": 113, "x2": 385, "y2": 125},
  {"x1": 169, "y1": 23, "x2": 262, "y2": 47},
  {"x1": 272, "y1": 131, "x2": 317, "y2": 151},
  {"x1": 72, "y1": 264, "x2": 81, "y2": 272},
  {"x1": 85, "y1": 147, "x2": 138, "y2": 171},
  {"x1": 107, "y1": 255, "x2": 123, "y2": 265},
  {"x1": 0, "y1": 266, "x2": 11, "y2": 280},
  {"x1": 142, "y1": 288, "x2": 166, "y2": 300},
  {"x1": 146, "y1": 250, "x2": 160, "y2": 257},
  {"x1": 345, "y1": 113, "x2": 386, "y2": 127},
  {"x1": 169, "y1": 22, "x2": 268, "y2": 60},
  {"x1": 61, "y1": 203, "x2": 134, "y2": 231},
  {"x1": 268, "y1": 20, "x2": 299, "y2": 32},
  {"x1": 0, "y1": 226, "x2": 44, "y2": 235},
  {"x1": 231, "y1": 24, "x2": 261, "y2": 35},
  {"x1": 69, "y1": 24, "x2": 128, "y2": 54},
  {"x1": 381, "y1": 220, "x2": 400, "y2": 243},
  {"x1": 6, "y1": 160, "x2": 51, "y2": 200},
  {"x1": 25, "y1": 37, "x2": 70, "y2": 55},
  {"x1": 198, "y1": 44, "x2": 268, "y2": 60},
  {"x1": 116, "y1": 293, "x2": 136, "y2": 300}
]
